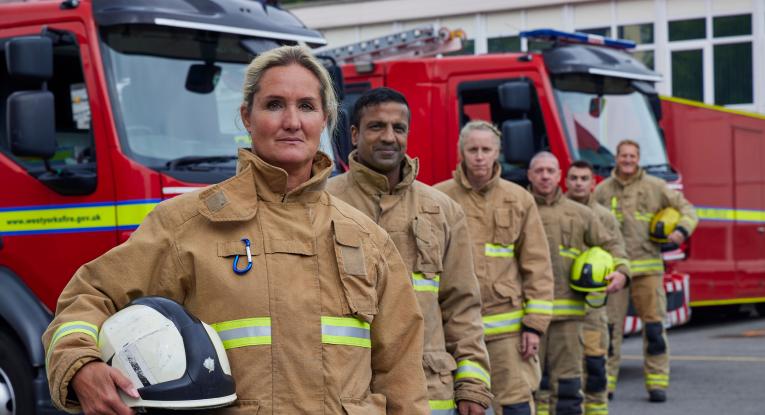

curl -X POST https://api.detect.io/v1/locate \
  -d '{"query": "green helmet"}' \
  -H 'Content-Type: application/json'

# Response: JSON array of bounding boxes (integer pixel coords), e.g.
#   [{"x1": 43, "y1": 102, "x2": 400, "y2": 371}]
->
[{"x1": 570, "y1": 246, "x2": 613, "y2": 296}]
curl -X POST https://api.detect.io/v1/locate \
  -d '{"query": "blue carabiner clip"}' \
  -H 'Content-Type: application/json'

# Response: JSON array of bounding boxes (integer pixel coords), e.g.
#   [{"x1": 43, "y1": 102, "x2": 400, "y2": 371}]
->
[{"x1": 233, "y1": 238, "x2": 253, "y2": 275}]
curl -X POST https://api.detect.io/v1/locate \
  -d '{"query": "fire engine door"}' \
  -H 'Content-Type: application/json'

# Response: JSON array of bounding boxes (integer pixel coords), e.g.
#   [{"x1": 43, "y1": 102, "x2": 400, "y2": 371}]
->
[{"x1": 0, "y1": 22, "x2": 117, "y2": 310}]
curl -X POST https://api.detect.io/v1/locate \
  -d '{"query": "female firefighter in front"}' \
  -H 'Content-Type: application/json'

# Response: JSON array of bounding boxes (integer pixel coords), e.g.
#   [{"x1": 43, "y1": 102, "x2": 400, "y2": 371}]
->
[{"x1": 43, "y1": 45, "x2": 429, "y2": 415}]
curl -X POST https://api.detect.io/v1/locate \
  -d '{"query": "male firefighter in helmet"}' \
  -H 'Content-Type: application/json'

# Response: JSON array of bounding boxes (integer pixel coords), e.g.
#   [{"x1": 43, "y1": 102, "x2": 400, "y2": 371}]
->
[
  {"x1": 565, "y1": 160, "x2": 628, "y2": 415},
  {"x1": 593, "y1": 139, "x2": 698, "y2": 403},
  {"x1": 527, "y1": 151, "x2": 630, "y2": 415},
  {"x1": 327, "y1": 88, "x2": 493, "y2": 414},
  {"x1": 434, "y1": 121, "x2": 554, "y2": 415}
]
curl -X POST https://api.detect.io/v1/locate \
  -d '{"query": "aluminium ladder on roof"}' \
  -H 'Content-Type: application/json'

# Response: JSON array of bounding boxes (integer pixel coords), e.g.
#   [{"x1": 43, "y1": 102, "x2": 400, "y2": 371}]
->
[{"x1": 317, "y1": 25, "x2": 464, "y2": 65}]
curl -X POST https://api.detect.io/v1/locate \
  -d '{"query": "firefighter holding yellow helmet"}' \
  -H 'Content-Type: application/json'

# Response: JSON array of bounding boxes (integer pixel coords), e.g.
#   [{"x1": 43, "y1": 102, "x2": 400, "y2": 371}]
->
[{"x1": 594, "y1": 139, "x2": 698, "y2": 403}]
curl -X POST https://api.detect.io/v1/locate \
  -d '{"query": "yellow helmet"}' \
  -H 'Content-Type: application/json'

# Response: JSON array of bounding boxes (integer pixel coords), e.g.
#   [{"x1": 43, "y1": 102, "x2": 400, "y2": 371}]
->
[
  {"x1": 649, "y1": 207, "x2": 681, "y2": 243},
  {"x1": 570, "y1": 247, "x2": 613, "y2": 293}
]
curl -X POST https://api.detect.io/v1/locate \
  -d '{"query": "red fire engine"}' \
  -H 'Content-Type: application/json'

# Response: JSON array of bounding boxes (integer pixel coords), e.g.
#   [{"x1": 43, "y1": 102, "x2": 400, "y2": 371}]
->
[
  {"x1": 1, "y1": 1, "x2": 762, "y2": 411},
  {"x1": 325, "y1": 27, "x2": 694, "y2": 334},
  {"x1": 661, "y1": 97, "x2": 765, "y2": 313},
  {"x1": 0, "y1": 0, "x2": 326, "y2": 412}
]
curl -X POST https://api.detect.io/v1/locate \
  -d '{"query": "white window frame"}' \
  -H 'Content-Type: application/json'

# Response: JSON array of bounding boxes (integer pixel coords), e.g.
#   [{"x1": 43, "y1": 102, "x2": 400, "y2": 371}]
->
[{"x1": 664, "y1": 10, "x2": 756, "y2": 110}]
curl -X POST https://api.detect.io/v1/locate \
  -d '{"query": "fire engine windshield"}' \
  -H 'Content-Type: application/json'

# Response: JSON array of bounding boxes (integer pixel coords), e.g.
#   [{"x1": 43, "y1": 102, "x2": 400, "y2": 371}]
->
[
  {"x1": 99, "y1": 25, "x2": 275, "y2": 182},
  {"x1": 552, "y1": 74, "x2": 668, "y2": 171}
]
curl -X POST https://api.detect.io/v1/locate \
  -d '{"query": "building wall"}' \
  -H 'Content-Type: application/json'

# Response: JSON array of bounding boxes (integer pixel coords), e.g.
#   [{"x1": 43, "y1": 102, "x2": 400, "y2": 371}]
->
[{"x1": 291, "y1": 0, "x2": 765, "y2": 114}]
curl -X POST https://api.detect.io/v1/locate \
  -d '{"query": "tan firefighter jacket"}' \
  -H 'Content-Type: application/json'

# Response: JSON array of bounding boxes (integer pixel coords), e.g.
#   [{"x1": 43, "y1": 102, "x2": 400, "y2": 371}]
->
[
  {"x1": 43, "y1": 149, "x2": 430, "y2": 415},
  {"x1": 327, "y1": 151, "x2": 493, "y2": 410},
  {"x1": 593, "y1": 168, "x2": 698, "y2": 276},
  {"x1": 534, "y1": 188, "x2": 630, "y2": 321},
  {"x1": 566, "y1": 192, "x2": 630, "y2": 304},
  {"x1": 434, "y1": 163, "x2": 554, "y2": 340}
]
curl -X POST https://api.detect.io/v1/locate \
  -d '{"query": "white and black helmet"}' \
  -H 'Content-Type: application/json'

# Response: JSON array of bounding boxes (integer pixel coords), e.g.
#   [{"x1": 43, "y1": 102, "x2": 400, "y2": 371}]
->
[{"x1": 98, "y1": 297, "x2": 237, "y2": 410}]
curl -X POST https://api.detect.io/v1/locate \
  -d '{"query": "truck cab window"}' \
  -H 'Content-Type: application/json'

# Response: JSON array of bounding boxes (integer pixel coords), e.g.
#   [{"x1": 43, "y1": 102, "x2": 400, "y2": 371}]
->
[
  {"x1": 458, "y1": 78, "x2": 549, "y2": 186},
  {"x1": 0, "y1": 39, "x2": 96, "y2": 179}
]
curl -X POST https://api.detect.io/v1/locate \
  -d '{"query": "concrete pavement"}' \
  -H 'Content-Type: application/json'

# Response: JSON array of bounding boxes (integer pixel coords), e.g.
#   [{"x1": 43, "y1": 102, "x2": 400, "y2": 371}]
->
[{"x1": 609, "y1": 308, "x2": 765, "y2": 415}]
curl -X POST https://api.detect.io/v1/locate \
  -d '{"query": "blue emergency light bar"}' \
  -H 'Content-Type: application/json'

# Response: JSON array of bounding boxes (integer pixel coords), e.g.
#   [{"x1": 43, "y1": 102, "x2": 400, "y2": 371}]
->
[{"x1": 520, "y1": 28, "x2": 636, "y2": 49}]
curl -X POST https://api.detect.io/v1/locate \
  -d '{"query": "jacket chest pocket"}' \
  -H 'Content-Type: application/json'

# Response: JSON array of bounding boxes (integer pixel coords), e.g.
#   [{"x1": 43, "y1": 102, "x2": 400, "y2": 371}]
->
[
  {"x1": 412, "y1": 206, "x2": 444, "y2": 275},
  {"x1": 493, "y1": 207, "x2": 520, "y2": 245},
  {"x1": 636, "y1": 189, "x2": 660, "y2": 217},
  {"x1": 217, "y1": 239, "x2": 263, "y2": 275},
  {"x1": 333, "y1": 221, "x2": 378, "y2": 323},
  {"x1": 560, "y1": 216, "x2": 580, "y2": 248}
]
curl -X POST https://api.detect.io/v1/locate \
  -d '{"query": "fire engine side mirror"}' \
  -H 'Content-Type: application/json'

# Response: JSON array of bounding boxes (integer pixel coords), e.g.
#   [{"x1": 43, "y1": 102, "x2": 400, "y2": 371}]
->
[
  {"x1": 498, "y1": 81, "x2": 531, "y2": 113},
  {"x1": 501, "y1": 119, "x2": 534, "y2": 164},
  {"x1": 6, "y1": 91, "x2": 57, "y2": 159},
  {"x1": 6, "y1": 36, "x2": 53, "y2": 81}
]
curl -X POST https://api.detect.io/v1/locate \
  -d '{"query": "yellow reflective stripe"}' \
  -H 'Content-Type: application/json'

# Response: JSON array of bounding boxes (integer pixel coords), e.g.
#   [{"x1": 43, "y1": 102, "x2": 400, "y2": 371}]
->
[
  {"x1": 661, "y1": 95, "x2": 765, "y2": 120},
  {"x1": 411, "y1": 272, "x2": 440, "y2": 293},
  {"x1": 211, "y1": 317, "x2": 272, "y2": 349},
  {"x1": 47, "y1": 321, "x2": 98, "y2": 366},
  {"x1": 634, "y1": 211, "x2": 654, "y2": 222},
  {"x1": 429, "y1": 399, "x2": 457, "y2": 411},
  {"x1": 645, "y1": 373, "x2": 669, "y2": 387},
  {"x1": 0, "y1": 200, "x2": 159, "y2": 236},
  {"x1": 455, "y1": 360, "x2": 491, "y2": 387},
  {"x1": 552, "y1": 299, "x2": 586, "y2": 316},
  {"x1": 690, "y1": 296, "x2": 765, "y2": 307},
  {"x1": 525, "y1": 299, "x2": 553, "y2": 315},
  {"x1": 558, "y1": 245, "x2": 582, "y2": 260},
  {"x1": 695, "y1": 206, "x2": 765, "y2": 223},
  {"x1": 631, "y1": 258, "x2": 664, "y2": 273},
  {"x1": 607, "y1": 375, "x2": 617, "y2": 390},
  {"x1": 485, "y1": 243, "x2": 515, "y2": 257},
  {"x1": 537, "y1": 402, "x2": 550, "y2": 415},
  {"x1": 320, "y1": 316, "x2": 371, "y2": 348},
  {"x1": 483, "y1": 310, "x2": 524, "y2": 335},
  {"x1": 610, "y1": 197, "x2": 623, "y2": 222},
  {"x1": 585, "y1": 402, "x2": 609, "y2": 415}
]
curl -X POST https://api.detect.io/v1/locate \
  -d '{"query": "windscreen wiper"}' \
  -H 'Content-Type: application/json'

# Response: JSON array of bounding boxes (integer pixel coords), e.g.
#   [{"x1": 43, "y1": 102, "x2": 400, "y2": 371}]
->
[
  {"x1": 643, "y1": 163, "x2": 672, "y2": 171},
  {"x1": 164, "y1": 156, "x2": 237, "y2": 171}
]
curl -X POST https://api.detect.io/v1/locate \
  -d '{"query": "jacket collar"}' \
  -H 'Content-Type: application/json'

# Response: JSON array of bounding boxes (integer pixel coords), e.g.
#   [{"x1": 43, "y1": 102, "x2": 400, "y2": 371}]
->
[
  {"x1": 454, "y1": 162, "x2": 501, "y2": 194},
  {"x1": 348, "y1": 149, "x2": 418, "y2": 195},
  {"x1": 612, "y1": 166, "x2": 645, "y2": 187},
  {"x1": 533, "y1": 186, "x2": 563, "y2": 206},
  {"x1": 198, "y1": 148, "x2": 332, "y2": 222},
  {"x1": 565, "y1": 191, "x2": 592, "y2": 206}
]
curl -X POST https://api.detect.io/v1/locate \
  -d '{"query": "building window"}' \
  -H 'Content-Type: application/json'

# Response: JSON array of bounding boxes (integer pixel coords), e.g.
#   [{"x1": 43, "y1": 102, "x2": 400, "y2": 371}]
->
[
  {"x1": 713, "y1": 14, "x2": 752, "y2": 38},
  {"x1": 671, "y1": 49, "x2": 703, "y2": 101},
  {"x1": 578, "y1": 27, "x2": 611, "y2": 37},
  {"x1": 618, "y1": 23, "x2": 654, "y2": 44},
  {"x1": 632, "y1": 50, "x2": 655, "y2": 70},
  {"x1": 714, "y1": 42, "x2": 753, "y2": 105},
  {"x1": 668, "y1": 18, "x2": 706, "y2": 41},
  {"x1": 488, "y1": 35, "x2": 521, "y2": 53},
  {"x1": 445, "y1": 38, "x2": 475, "y2": 56}
]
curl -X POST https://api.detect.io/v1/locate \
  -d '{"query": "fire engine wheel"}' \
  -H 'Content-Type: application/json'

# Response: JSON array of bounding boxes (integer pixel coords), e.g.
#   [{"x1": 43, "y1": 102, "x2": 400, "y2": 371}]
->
[{"x1": 0, "y1": 330, "x2": 34, "y2": 415}]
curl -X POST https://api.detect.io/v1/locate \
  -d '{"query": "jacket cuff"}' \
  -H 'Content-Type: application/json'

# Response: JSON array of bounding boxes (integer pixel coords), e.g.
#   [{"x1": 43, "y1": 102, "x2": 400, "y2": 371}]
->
[
  {"x1": 676, "y1": 225, "x2": 690, "y2": 239},
  {"x1": 454, "y1": 384, "x2": 493, "y2": 409},
  {"x1": 52, "y1": 352, "x2": 101, "y2": 412},
  {"x1": 615, "y1": 264, "x2": 631, "y2": 280},
  {"x1": 521, "y1": 314, "x2": 550, "y2": 336},
  {"x1": 521, "y1": 324, "x2": 542, "y2": 336}
]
